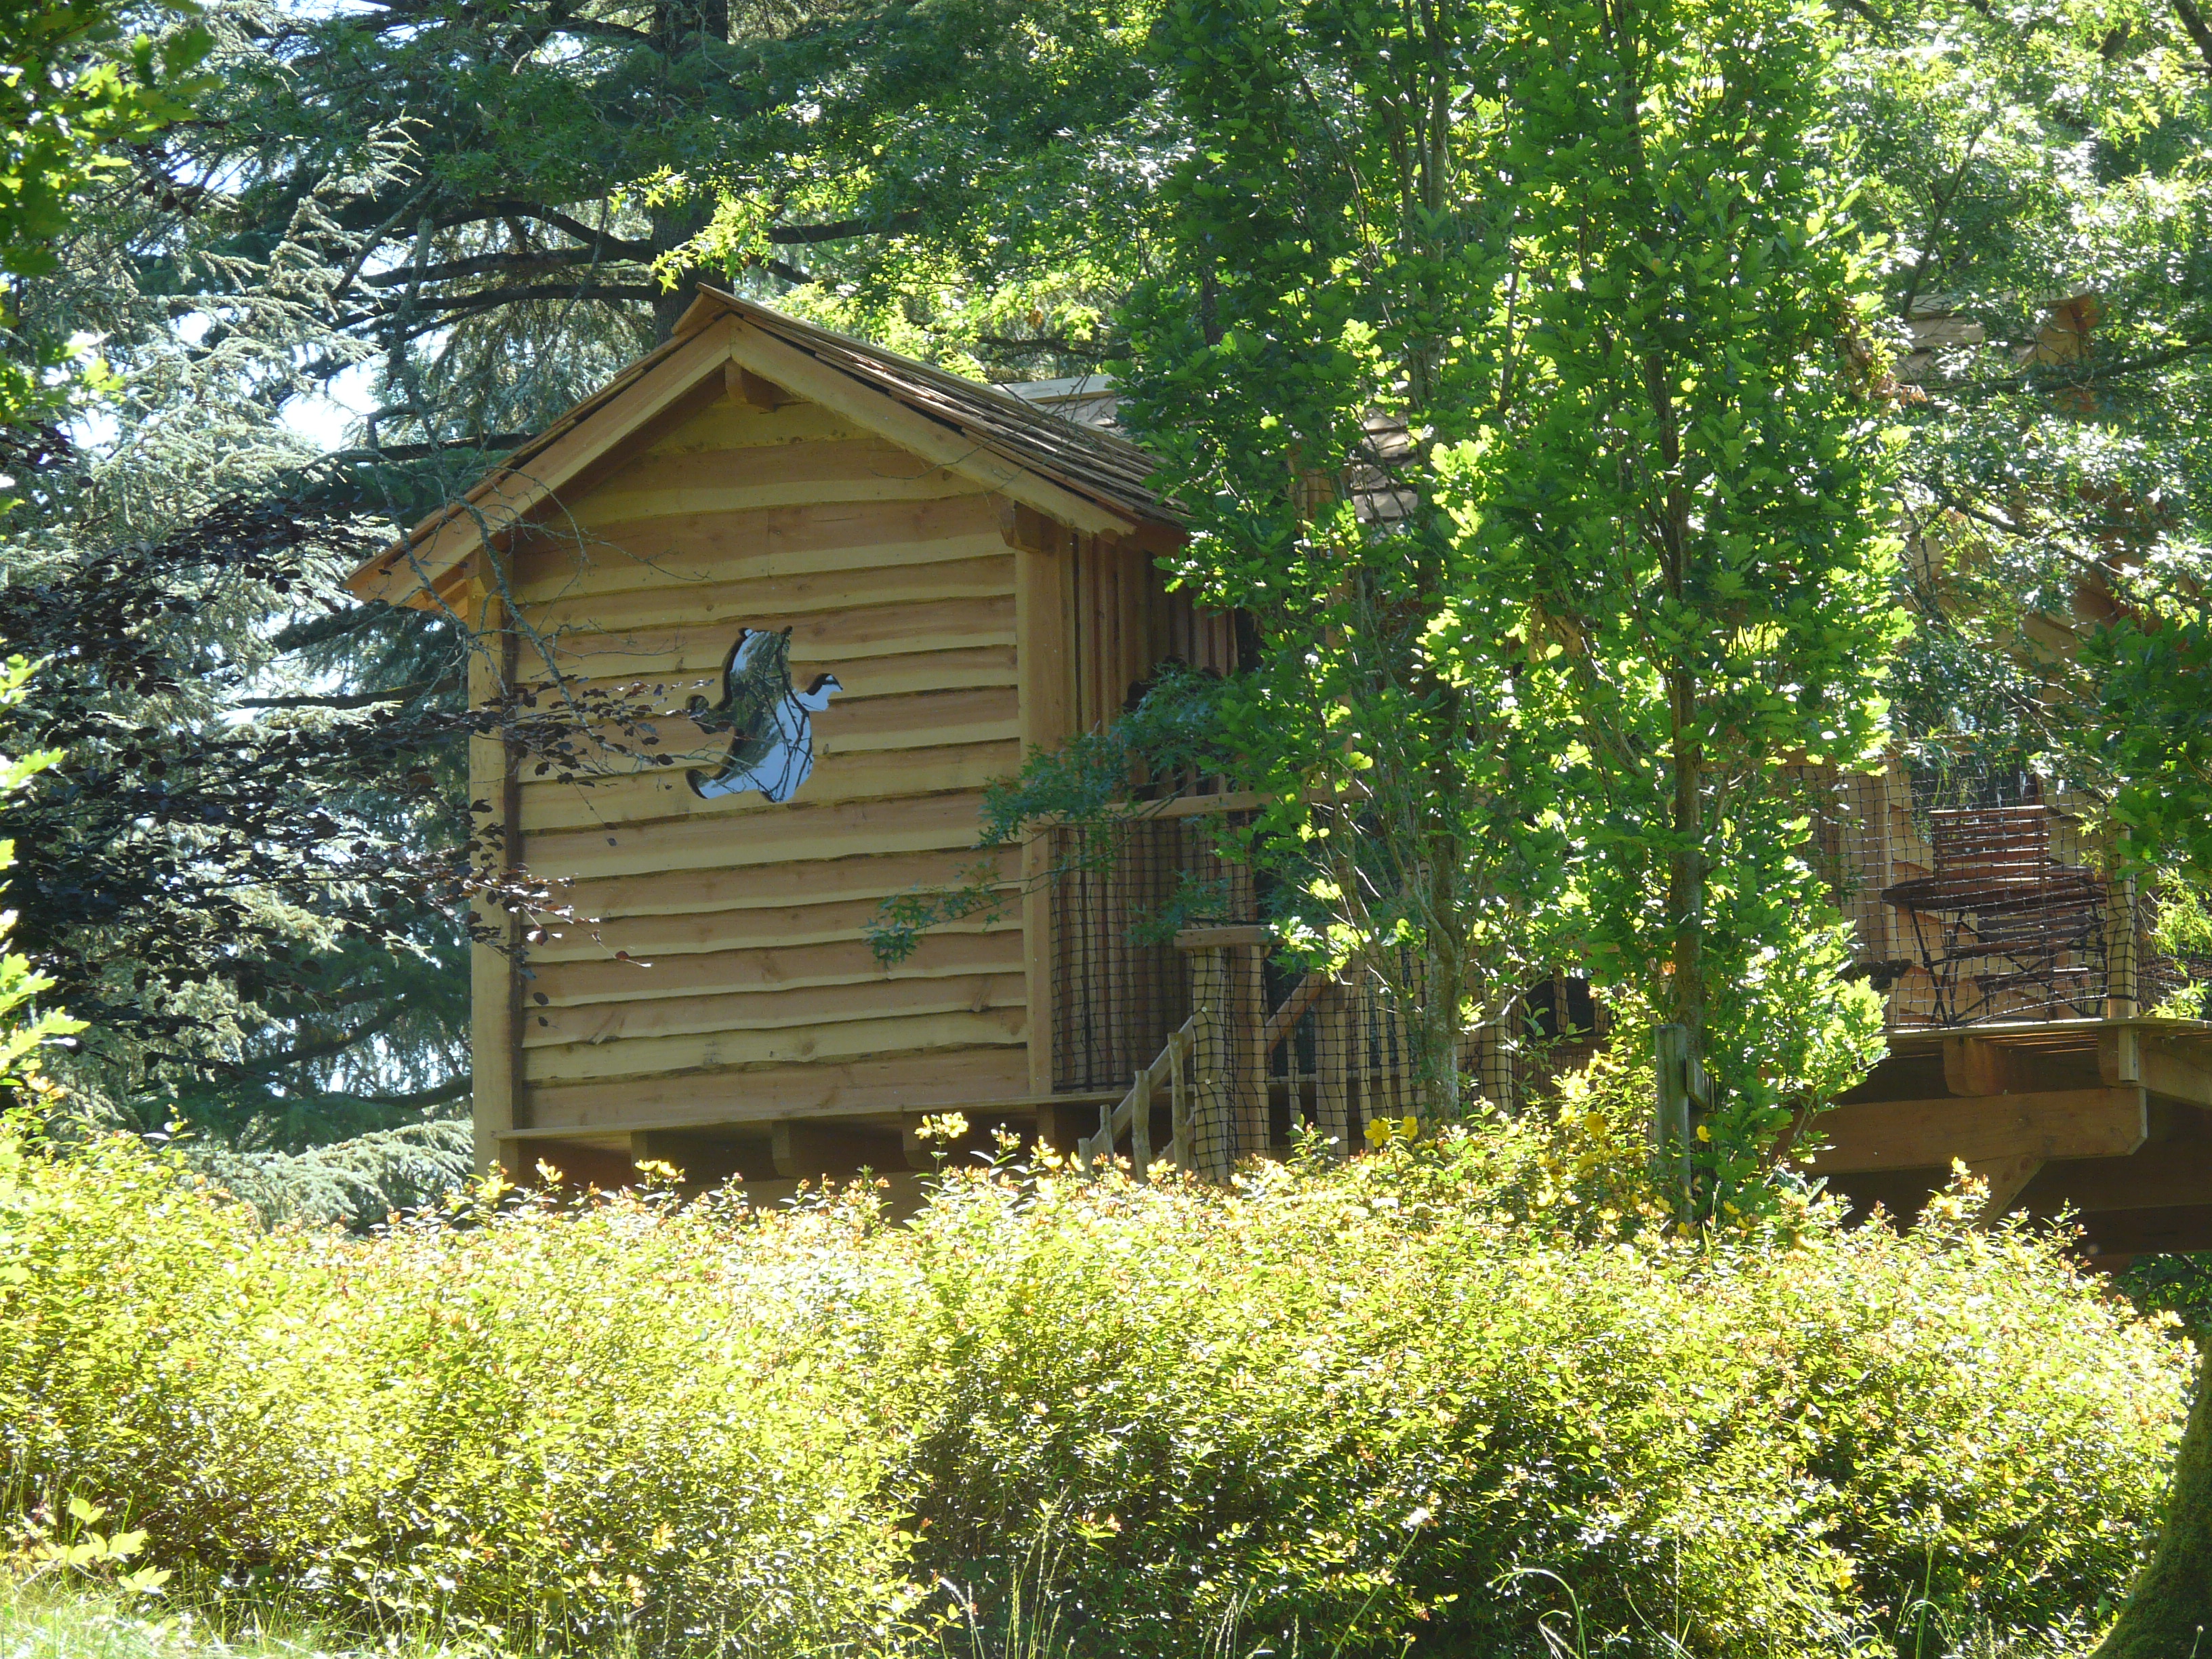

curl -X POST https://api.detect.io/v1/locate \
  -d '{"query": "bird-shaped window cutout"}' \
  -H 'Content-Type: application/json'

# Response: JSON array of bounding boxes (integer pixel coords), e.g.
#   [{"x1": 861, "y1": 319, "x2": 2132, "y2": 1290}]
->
[{"x1": 685, "y1": 627, "x2": 842, "y2": 804}]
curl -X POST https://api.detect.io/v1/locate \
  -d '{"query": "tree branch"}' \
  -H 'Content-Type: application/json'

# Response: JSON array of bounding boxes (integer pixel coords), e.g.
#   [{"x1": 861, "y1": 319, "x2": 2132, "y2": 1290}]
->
[
  {"x1": 432, "y1": 199, "x2": 652, "y2": 260},
  {"x1": 766, "y1": 209, "x2": 922, "y2": 245},
  {"x1": 359, "y1": 247, "x2": 642, "y2": 288},
  {"x1": 2175, "y1": 0, "x2": 2212, "y2": 73},
  {"x1": 234, "y1": 676, "x2": 457, "y2": 710}
]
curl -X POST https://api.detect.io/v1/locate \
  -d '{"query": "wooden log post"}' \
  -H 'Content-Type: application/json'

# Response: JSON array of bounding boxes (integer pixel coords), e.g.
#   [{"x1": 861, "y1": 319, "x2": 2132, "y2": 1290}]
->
[
  {"x1": 1315, "y1": 983, "x2": 1352, "y2": 1161},
  {"x1": 1179, "y1": 926, "x2": 1267, "y2": 1180},
  {"x1": 1235, "y1": 937, "x2": 1269, "y2": 1154},
  {"x1": 1187, "y1": 947, "x2": 1232, "y2": 1182},
  {"x1": 1130, "y1": 1063, "x2": 1153, "y2": 1178},
  {"x1": 2106, "y1": 831, "x2": 2139, "y2": 1020},
  {"x1": 1168, "y1": 1026, "x2": 1194, "y2": 1173},
  {"x1": 466, "y1": 581, "x2": 522, "y2": 1177}
]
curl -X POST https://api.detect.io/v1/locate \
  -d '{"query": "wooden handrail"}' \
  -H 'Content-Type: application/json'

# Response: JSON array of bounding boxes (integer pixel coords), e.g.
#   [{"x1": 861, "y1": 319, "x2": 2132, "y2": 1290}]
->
[
  {"x1": 1261, "y1": 970, "x2": 1340, "y2": 1053},
  {"x1": 1078, "y1": 1015, "x2": 1197, "y2": 1178}
]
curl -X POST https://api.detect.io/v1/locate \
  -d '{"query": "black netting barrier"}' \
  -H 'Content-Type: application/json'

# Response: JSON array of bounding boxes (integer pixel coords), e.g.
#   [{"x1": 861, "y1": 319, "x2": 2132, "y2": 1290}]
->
[
  {"x1": 1057, "y1": 759, "x2": 2192, "y2": 1181},
  {"x1": 1805, "y1": 760, "x2": 2184, "y2": 1027}
]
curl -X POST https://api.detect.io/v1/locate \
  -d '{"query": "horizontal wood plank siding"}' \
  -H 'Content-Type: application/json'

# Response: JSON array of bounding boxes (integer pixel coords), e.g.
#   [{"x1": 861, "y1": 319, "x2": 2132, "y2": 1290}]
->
[
  {"x1": 527, "y1": 554, "x2": 1014, "y2": 636},
  {"x1": 529, "y1": 785, "x2": 988, "y2": 883},
  {"x1": 530, "y1": 895, "x2": 1015, "y2": 966},
  {"x1": 510, "y1": 497, "x2": 1006, "y2": 603},
  {"x1": 526, "y1": 971, "x2": 1025, "y2": 1049},
  {"x1": 520, "y1": 1007, "x2": 1027, "y2": 1084},
  {"x1": 531, "y1": 928, "x2": 1022, "y2": 1006},
  {"x1": 519, "y1": 740, "x2": 1021, "y2": 833},
  {"x1": 571, "y1": 441, "x2": 978, "y2": 525},
  {"x1": 522, "y1": 644, "x2": 1017, "y2": 707},
  {"x1": 554, "y1": 845, "x2": 1017, "y2": 924},
  {"x1": 526, "y1": 593, "x2": 1017, "y2": 683},
  {"x1": 508, "y1": 390, "x2": 1029, "y2": 1136},
  {"x1": 521, "y1": 1045, "x2": 1033, "y2": 1132}
]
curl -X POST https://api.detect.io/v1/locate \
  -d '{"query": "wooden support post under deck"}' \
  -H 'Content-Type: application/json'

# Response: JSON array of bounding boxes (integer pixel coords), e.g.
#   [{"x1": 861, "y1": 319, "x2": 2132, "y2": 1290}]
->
[
  {"x1": 1943, "y1": 1036, "x2": 2038, "y2": 1097},
  {"x1": 1187, "y1": 951, "x2": 1231, "y2": 1182},
  {"x1": 467, "y1": 582, "x2": 521, "y2": 1176},
  {"x1": 1168, "y1": 1027, "x2": 1194, "y2": 1173},
  {"x1": 1236, "y1": 939, "x2": 1269, "y2": 1153},
  {"x1": 1130, "y1": 1063, "x2": 1153, "y2": 1176}
]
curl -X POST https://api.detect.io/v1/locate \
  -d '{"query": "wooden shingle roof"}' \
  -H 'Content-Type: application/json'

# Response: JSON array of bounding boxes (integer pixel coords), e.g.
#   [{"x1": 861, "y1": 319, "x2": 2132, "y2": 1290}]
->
[
  {"x1": 347, "y1": 285, "x2": 1179, "y2": 609},
  {"x1": 706, "y1": 292, "x2": 1172, "y2": 529}
]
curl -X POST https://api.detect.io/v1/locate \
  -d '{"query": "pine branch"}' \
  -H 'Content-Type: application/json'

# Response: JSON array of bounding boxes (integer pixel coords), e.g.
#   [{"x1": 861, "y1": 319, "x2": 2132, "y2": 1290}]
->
[
  {"x1": 359, "y1": 247, "x2": 643, "y2": 288},
  {"x1": 233, "y1": 676, "x2": 457, "y2": 710}
]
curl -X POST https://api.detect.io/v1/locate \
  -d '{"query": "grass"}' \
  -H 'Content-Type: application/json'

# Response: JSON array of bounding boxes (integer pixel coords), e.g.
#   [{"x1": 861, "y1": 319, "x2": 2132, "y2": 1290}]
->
[{"x1": 0, "y1": 1575, "x2": 490, "y2": 1659}]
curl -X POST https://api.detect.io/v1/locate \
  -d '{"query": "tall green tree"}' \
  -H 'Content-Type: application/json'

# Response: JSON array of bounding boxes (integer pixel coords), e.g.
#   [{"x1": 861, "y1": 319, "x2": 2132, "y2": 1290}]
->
[
  {"x1": 1431, "y1": 0, "x2": 1906, "y2": 1191},
  {"x1": 136, "y1": 0, "x2": 1169, "y2": 456},
  {"x1": 1113, "y1": 0, "x2": 1576, "y2": 1113},
  {"x1": 1116, "y1": 0, "x2": 1899, "y2": 1159}
]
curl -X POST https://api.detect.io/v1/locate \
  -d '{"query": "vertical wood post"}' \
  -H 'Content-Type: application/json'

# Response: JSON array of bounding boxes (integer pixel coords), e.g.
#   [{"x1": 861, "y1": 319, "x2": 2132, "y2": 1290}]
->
[
  {"x1": 1190, "y1": 950, "x2": 1231, "y2": 1181},
  {"x1": 1007, "y1": 501, "x2": 1073, "y2": 1099},
  {"x1": 1315, "y1": 985, "x2": 1351, "y2": 1161},
  {"x1": 1168, "y1": 1027, "x2": 1193, "y2": 1172},
  {"x1": 2106, "y1": 828, "x2": 2139, "y2": 1020},
  {"x1": 1236, "y1": 939, "x2": 1269, "y2": 1155},
  {"x1": 1179, "y1": 926, "x2": 1266, "y2": 1181},
  {"x1": 466, "y1": 580, "x2": 521, "y2": 1176},
  {"x1": 1130, "y1": 1064, "x2": 1153, "y2": 1178}
]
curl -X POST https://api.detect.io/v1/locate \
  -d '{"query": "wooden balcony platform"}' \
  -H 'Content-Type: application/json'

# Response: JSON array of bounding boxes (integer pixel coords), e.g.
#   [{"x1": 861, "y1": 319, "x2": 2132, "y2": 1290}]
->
[{"x1": 1809, "y1": 1017, "x2": 2212, "y2": 1264}]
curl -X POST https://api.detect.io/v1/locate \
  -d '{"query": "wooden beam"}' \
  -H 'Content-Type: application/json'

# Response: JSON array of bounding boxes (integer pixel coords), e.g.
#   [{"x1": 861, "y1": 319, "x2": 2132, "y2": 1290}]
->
[
  {"x1": 1000, "y1": 499, "x2": 1063, "y2": 556},
  {"x1": 1942, "y1": 1036, "x2": 2037, "y2": 1097},
  {"x1": 1016, "y1": 506, "x2": 1073, "y2": 1098},
  {"x1": 1964, "y1": 1154, "x2": 2045, "y2": 1222},
  {"x1": 771, "y1": 1119, "x2": 903, "y2": 1181},
  {"x1": 724, "y1": 361, "x2": 787, "y2": 411},
  {"x1": 727, "y1": 319, "x2": 1141, "y2": 539},
  {"x1": 1176, "y1": 924, "x2": 1270, "y2": 949},
  {"x1": 2026, "y1": 1139, "x2": 2212, "y2": 1213},
  {"x1": 1805, "y1": 1086, "x2": 2148, "y2": 1174},
  {"x1": 2101, "y1": 1027, "x2": 2212, "y2": 1106},
  {"x1": 468, "y1": 588, "x2": 522, "y2": 1174}
]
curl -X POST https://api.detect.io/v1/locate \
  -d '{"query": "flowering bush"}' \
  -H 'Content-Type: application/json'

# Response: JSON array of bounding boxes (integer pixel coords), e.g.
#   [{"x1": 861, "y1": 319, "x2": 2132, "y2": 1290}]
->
[{"x1": 0, "y1": 1101, "x2": 2190, "y2": 1658}]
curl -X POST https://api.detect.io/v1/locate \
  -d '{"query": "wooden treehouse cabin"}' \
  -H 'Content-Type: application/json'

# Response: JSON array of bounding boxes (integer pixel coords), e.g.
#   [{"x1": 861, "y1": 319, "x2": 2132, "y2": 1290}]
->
[{"x1": 348, "y1": 287, "x2": 2212, "y2": 1256}]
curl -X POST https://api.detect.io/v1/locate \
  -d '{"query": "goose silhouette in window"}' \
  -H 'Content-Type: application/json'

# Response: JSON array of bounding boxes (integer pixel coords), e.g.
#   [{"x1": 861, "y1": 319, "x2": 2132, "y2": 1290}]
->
[{"x1": 686, "y1": 627, "x2": 842, "y2": 803}]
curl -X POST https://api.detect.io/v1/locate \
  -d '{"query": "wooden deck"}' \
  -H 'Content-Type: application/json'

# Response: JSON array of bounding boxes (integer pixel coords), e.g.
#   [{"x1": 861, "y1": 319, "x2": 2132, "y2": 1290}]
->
[{"x1": 1809, "y1": 1018, "x2": 2212, "y2": 1263}]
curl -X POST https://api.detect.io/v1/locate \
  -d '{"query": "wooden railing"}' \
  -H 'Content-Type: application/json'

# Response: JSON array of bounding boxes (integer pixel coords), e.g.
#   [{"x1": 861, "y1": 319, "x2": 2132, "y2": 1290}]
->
[
  {"x1": 1075, "y1": 1015, "x2": 1196, "y2": 1178},
  {"x1": 1075, "y1": 954, "x2": 1367, "y2": 1181}
]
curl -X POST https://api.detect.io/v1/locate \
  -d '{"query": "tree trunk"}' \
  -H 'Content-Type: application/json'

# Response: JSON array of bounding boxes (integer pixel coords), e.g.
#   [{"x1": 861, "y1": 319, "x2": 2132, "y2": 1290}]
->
[{"x1": 2095, "y1": 1329, "x2": 2212, "y2": 1659}]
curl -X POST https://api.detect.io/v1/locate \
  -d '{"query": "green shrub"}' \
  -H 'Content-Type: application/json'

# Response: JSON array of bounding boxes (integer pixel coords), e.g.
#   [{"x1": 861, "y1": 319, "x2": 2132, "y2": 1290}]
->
[
  {"x1": 876, "y1": 1140, "x2": 2181, "y2": 1658},
  {"x1": 0, "y1": 1124, "x2": 916, "y2": 1655},
  {"x1": 0, "y1": 1106, "x2": 2190, "y2": 1658}
]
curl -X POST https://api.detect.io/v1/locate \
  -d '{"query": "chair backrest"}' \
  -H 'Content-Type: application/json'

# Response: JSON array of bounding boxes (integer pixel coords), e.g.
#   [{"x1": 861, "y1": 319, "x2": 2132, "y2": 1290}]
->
[{"x1": 1929, "y1": 805, "x2": 2051, "y2": 880}]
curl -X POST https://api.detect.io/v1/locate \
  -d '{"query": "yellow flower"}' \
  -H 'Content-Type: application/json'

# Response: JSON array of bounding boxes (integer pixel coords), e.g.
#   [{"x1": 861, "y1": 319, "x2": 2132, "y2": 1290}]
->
[
  {"x1": 1695, "y1": 1124, "x2": 1712, "y2": 1142},
  {"x1": 1400, "y1": 1115, "x2": 1420, "y2": 1140}
]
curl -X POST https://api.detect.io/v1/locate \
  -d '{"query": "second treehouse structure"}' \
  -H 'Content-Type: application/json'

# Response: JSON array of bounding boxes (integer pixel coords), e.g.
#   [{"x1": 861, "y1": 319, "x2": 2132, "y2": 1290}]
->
[{"x1": 352, "y1": 287, "x2": 2212, "y2": 1257}]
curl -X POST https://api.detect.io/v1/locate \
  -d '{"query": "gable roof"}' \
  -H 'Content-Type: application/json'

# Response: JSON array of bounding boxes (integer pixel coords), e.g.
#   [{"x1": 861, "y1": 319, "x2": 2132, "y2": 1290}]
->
[{"x1": 347, "y1": 286, "x2": 1179, "y2": 609}]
